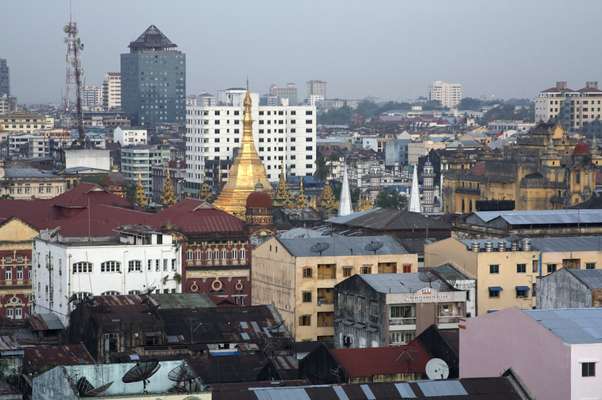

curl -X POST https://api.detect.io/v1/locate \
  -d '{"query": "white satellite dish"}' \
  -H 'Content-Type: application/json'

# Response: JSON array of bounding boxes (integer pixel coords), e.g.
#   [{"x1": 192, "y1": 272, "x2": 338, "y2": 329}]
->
[{"x1": 425, "y1": 358, "x2": 449, "y2": 380}]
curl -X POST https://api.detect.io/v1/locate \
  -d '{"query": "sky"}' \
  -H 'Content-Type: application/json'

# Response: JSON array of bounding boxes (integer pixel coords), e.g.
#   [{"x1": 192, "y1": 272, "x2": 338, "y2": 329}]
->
[{"x1": 2, "y1": 0, "x2": 602, "y2": 104}]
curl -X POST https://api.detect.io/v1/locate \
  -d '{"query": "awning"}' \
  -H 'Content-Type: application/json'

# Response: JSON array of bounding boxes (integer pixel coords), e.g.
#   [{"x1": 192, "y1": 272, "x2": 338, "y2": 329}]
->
[
  {"x1": 488, "y1": 287, "x2": 503, "y2": 293},
  {"x1": 515, "y1": 286, "x2": 530, "y2": 292}
]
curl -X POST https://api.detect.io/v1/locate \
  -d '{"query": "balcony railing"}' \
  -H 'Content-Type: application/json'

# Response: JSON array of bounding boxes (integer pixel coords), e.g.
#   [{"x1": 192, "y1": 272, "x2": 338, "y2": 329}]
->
[
  {"x1": 437, "y1": 315, "x2": 462, "y2": 324},
  {"x1": 389, "y1": 317, "x2": 416, "y2": 326}
]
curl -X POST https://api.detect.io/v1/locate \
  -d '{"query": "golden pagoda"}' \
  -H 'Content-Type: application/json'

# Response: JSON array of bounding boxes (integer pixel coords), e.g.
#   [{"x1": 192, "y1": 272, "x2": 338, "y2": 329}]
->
[{"x1": 214, "y1": 91, "x2": 273, "y2": 218}]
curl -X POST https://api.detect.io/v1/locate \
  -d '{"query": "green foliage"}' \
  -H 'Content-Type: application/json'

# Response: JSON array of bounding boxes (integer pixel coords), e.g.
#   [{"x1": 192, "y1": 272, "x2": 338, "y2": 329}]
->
[
  {"x1": 319, "y1": 106, "x2": 353, "y2": 125},
  {"x1": 483, "y1": 103, "x2": 534, "y2": 123},
  {"x1": 375, "y1": 190, "x2": 408, "y2": 210},
  {"x1": 314, "y1": 153, "x2": 329, "y2": 181}
]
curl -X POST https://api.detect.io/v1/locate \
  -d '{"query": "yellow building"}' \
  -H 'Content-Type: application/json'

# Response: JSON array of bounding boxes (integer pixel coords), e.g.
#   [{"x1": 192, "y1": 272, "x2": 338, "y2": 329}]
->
[
  {"x1": 0, "y1": 217, "x2": 38, "y2": 319},
  {"x1": 442, "y1": 123, "x2": 601, "y2": 213},
  {"x1": 425, "y1": 236, "x2": 602, "y2": 315},
  {"x1": 213, "y1": 91, "x2": 272, "y2": 218},
  {"x1": 252, "y1": 235, "x2": 418, "y2": 342},
  {"x1": 0, "y1": 111, "x2": 54, "y2": 136}
]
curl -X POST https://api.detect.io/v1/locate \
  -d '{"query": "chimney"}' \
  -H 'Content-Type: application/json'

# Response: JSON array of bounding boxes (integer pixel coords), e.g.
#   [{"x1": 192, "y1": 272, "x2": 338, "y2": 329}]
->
[
  {"x1": 586, "y1": 81, "x2": 599, "y2": 90},
  {"x1": 511, "y1": 241, "x2": 519, "y2": 251},
  {"x1": 556, "y1": 81, "x2": 568, "y2": 90}
]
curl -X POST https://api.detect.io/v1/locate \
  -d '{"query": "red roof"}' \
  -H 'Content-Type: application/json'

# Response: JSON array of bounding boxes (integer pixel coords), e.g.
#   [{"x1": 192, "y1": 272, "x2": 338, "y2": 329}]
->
[
  {"x1": 246, "y1": 191, "x2": 272, "y2": 209},
  {"x1": 329, "y1": 341, "x2": 430, "y2": 378},
  {"x1": 155, "y1": 199, "x2": 246, "y2": 235},
  {"x1": 573, "y1": 142, "x2": 591, "y2": 156},
  {"x1": 0, "y1": 183, "x2": 245, "y2": 238}
]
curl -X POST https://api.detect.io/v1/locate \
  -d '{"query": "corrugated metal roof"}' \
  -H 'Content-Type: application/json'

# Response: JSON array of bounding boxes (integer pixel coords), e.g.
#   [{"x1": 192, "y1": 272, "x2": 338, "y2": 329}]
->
[
  {"x1": 358, "y1": 273, "x2": 450, "y2": 294},
  {"x1": 277, "y1": 235, "x2": 408, "y2": 257},
  {"x1": 565, "y1": 269, "x2": 602, "y2": 289},
  {"x1": 529, "y1": 236, "x2": 602, "y2": 252},
  {"x1": 523, "y1": 309, "x2": 602, "y2": 344},
  {"x1": 474, "y1": 209, "x2": 602, "y2": 225}
]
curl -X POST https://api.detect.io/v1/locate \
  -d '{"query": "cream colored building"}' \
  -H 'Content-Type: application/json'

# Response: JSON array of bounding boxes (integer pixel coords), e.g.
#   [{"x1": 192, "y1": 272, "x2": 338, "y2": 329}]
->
[
  {"x1": 0, "y1": 111, "x2": 54, "y2": 135},
  {"x1": 535, "y1": 81, "x2": 602, "y2": 130},
  {"x1": 425, "y1": 236, "x2": 602, "y2": 315},
  {"x1": 0, "y1": 161, "x2": 74, "y2": 200},
  {"x1": 252, "y1": 235, "x2": 418, "y2": 342}
]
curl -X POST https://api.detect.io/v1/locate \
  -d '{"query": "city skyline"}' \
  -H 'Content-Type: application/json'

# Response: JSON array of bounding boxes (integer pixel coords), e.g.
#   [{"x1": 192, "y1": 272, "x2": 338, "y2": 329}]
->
[{"x1": 2, "y1": 0, "x2": 602, "y2": 103}]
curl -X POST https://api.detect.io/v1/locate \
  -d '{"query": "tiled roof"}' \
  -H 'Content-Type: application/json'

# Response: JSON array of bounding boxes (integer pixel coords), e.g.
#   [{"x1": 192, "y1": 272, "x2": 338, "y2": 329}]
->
[
  {"x1": 277, "y1": 235, "x2": 408, "y2": 257},
  {"x1": 156, "y1": 199, "x2": 246, "y2": 235},
  {"x1": 329, "y1": 341, "x2": 430, "y2": 378},
  {"x1": 523, "y1": 308, "x2": 602, "y2": 344}
]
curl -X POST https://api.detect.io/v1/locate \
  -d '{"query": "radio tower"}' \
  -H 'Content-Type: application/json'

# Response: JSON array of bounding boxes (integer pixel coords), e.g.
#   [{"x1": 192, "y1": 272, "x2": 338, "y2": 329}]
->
[{"x1": 63, "y1": 3, "x2": 86, "y2": 148}]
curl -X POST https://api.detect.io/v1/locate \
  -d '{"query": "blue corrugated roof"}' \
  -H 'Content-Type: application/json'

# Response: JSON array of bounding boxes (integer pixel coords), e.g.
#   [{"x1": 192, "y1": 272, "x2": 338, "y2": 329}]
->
[
  {"x1": 417, "y1": 380, "x2": 468, "y2": 396},
  {"x1": 358, "y1": 273, "x2": 449, "y2": 294},
  {"x1": 474, "y1": 209, "x2": 602, "y2": 225},
  {"x1": 523, "y1": 309, "x2": 602, "y2": 344},
  {"x1": 277, "y1": 235, "x2": 408, "y2": 257}
]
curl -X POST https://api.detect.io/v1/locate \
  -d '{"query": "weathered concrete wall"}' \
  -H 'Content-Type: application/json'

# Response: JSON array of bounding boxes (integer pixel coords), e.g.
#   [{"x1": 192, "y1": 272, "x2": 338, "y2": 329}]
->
[{"x1": 537, "y1": 269, "x2": 591, "y2": 309}]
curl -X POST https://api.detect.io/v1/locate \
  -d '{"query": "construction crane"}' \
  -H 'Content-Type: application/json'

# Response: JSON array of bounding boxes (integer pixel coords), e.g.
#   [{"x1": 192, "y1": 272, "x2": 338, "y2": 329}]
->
[{"x1": 63, "y1": 9, "x2": 86, "y2": 148}]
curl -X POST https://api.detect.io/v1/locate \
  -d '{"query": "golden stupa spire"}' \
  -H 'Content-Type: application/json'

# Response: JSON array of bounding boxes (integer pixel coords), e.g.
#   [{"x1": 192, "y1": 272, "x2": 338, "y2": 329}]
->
[
  {"x1": 214, "y1": 91, "x2": 272, "y2": 218},
  {"x1": 296, "y1": 178, "x2": 307, "y2": 208}
]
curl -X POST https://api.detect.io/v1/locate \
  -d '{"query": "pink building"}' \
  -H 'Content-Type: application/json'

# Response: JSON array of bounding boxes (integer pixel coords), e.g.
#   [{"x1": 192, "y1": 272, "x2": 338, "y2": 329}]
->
[{"x1": 460, "y1": 308, "x2": 602, "y2": 400}]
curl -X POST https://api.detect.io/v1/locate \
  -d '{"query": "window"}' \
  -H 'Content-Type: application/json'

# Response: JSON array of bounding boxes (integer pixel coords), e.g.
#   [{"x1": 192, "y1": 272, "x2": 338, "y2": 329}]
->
[
  {"x1": 547, "y1": 263, "x2": 557, "y2": 274},
  {"x1": 16, "y1": 267, "x2": 23, "y2": 280},
  {"x1": 101, "y1": 261, "x2": 121, "y2": 273},
  {"x1": 586, "y1": 262, "x2": 596, "y2": 270},
  {"x1": 390, "y1": 305, "x2": 415, "y2": 319},
  {"x1": 102, "y1": 291, "x2": 120, "y2": 296},
  {"x1": 302, "y1": 267, "x2": 313, "y2": 278},
  {"x1": 299, "y1": 315, "x2": 311, "y2": 326},
  {"x1": 516, "y1": 264, "x2": 526, "y2": 273},
  {"x1": 72, "y1": 262, "x2": 92, "y2": 273},
  {"x1": 163, "y1": 259, "x2": 168, "y2": 271},
  {"x1": 128, "y1": 260, "x2": 142, "y2": 272},
  {"x1": 342, "y1": 267, "x2": 353, "y2": 277},
  {"x1": 302, "y1": 291, "x2": 312, "y2": 303},
  {"x1": 516, "y1": 287, "x2": 529, "y2": 298},
  {"x1": 489, "y1": 264, "x2": 499, "y2": 274},
  {"x1": 360, "y1": 266, "x2": 371, "y2": 274},
  {"x1": 317, "y1": 264, "x2": 336, "y2": 279},
  {"x1": 582, "y1": 362, "x2": 596, "y2": 377},
  {"x1": 402, "y1": 264, "x2": 412, "y2": 273},
  {"x1": 532, "y1": 260, "x2": 538, "y2": 273},
  {"x1": 171, "y1": 259, "x2": 177, "y2": 271},
  {"x1": 390, "y1": 331, "x2": 415, "y2": 345},
  {"x1": 5, "y1": 308, "x2": 14, "y2": 319},
  {"x1": 14, "y1": 308, "x2": 22, "y2": 320},
  {"x1": 128, "y1": 290, "x2": 141, "y2": 295},
  {"x1": 489, "y1": 287, "x2": 502, "y2": 298},
  {"x1": 4, "y1": 269, "x2": 11, "y2": 281}
]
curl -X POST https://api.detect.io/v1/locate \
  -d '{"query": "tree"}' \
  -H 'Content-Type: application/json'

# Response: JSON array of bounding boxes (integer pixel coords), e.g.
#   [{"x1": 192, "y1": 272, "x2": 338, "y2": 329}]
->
[
  {"x1": 134, "y1": 174, "x2": 148, "y2": 208},
  {"x1": 375, "y1": 190, "x2": 408, "y2": 210},
  {"x1": 161, "y1": 169, "x2": 177, "y2": 206},
  {"x1": 314, "y1": 153, "x2": 329, "y2": 181}
]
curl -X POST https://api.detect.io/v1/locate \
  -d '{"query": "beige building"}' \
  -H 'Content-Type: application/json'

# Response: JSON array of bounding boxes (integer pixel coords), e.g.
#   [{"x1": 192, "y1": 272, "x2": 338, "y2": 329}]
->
[
  {"x1": 425, "y1": 236, "x2": 602, "y2": 315},
  {"x1": 0, "y1": 161, "x2": 74, "y2": 200},
  {"x1": 102, "y1": 72, "x2": 121, "y2": 110},
  {"x1": 0, "y1": 111, "x2": 54, "y2": 135},
  {"x1": 535, "y1": 81, "x2": 602, "y2": 130},
  {"x1": 252, "y1": 235, "x2": 418, "y2": 342}
]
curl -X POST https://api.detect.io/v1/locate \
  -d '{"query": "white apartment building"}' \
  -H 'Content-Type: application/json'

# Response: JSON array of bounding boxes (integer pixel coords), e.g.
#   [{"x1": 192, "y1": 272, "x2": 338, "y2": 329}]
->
[
  {"x1": 185, "y1": 90, "x2": 317, "y2": 185},
  {"x1": 8, "y1": 134, "x2": 49, "y2": 159},
  {"x1": 121, "y1": 145, "x2": 170, "y2": 195},
  {"x1": 102, "y1": 72, "x2": 121, "y2": 110},
  {"x1": 33, "y1": 226, "x2": 181, "y2": 326},
  {"x1": 429, "y1": 80, "x2": 463, "y2": 109},
  {"x1": 81, "y1": 85, "x2": 103, "y2": 110},
  {"x1": 113, "y1": 127, "x2": 147, "y2": 146},
  {"x1": 535, "y1": 81, "x2": 602, "y2": 130}
]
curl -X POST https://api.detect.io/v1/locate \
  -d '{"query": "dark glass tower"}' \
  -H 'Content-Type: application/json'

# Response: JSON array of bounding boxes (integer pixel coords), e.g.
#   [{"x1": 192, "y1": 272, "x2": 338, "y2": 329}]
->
[
  {"x1": 120, "y1": 25, "x2": 186, "y2": 129},
  {"x1": 0, "y1": 59, "x2": 9, "y2": 97}
]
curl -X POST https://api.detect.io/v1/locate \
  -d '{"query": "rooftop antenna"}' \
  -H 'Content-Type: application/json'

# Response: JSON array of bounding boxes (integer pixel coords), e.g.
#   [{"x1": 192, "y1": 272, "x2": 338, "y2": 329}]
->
[{"x1": 64, "y1": 0, "x2": 86, "y2": 148}]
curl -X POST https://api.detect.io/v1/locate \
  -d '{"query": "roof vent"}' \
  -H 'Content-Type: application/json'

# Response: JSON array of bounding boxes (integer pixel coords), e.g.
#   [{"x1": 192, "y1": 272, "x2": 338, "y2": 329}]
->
[
  {"x1": 471, "y1": 241, "x2": 480, "y2": 253},
  {"x1": 485, "y1": 241, "x2": 493, "y2": 252},
  {"x1": 498, "y1": 241, "x2": 505, "y2": 252},
  {"x1": 522, "y1": 238, "x2": 531, "y2": 251}
]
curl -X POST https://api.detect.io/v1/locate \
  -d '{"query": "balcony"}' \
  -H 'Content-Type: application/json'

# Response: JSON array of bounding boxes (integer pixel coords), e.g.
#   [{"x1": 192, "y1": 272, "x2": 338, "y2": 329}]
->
[
  {"x1": 317, "y1": 288, "x2": 334, "y2": 306},
  {"x1": 437, "y1": 315, "x2": 462, "y2": 325},
  {"x1": 389, "y1": 317, "x2": 417, "y2": 326}
]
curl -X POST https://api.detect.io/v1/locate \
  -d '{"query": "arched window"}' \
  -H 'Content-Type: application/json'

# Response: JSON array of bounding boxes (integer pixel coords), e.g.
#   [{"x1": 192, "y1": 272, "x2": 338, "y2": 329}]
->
[
  {"x1": 74, "y1": 292, "x2": 92, "y2": 301},
  {"x1": 239, "y1": 249, "x2": 246, "y2": 260},
  {"x1": 232, "y1": 249, "x2": 238, "y2": 259},
  {"x1": 221, "y1": 249, "x2": 228, "y2": 260},
  {"x1": 72, "y1": 262, "x2": 92, "y2": 273},
  {"x1": 207, "y1": 250, "x2": 213, "y2": 260},
  {"x1": 100, "y1": 261, "x2": 121, "y2": 273},
  {"x1": 196, "y1": 249, "x2": 202, "y2": 260},
  {"x1": 186, "y1": 250, "x2": 193, "y2": 260}
]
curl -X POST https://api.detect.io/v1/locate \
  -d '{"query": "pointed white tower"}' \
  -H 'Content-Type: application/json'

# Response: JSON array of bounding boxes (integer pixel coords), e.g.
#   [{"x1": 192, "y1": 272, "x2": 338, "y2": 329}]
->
[
  {"x1": 338, "y1": 163, "x2": 352, "y2": 216},
  {"x1": 409, "y1": 164, "x2": 422, "y2": 213}
]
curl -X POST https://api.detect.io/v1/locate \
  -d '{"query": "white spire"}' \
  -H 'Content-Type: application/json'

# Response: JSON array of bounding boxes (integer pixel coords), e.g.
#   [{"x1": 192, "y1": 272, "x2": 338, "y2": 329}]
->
[
  {"x1": 409, "y1": 164, "x2": 422, "y2": 213},
  {"x1": 338, "y1": 163, "x2": 352, "y2": 216}
]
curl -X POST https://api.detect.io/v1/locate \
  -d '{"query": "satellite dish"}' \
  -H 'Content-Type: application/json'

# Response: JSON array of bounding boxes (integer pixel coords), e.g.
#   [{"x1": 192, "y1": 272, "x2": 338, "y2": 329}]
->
[
  {"x1": 76, "y1": 376, "x2": 113, "y2": 397},
  {"x1": 168, "y1": 363, "x2": 199, "y2": 393},
  {"x1": 122, "y1": 360, "x2": 161, "y2": 393},
  {"x1": 425, "y1": 358, "x2": 449, "y2": 380},
  {"x1": 365, "y1": 240, "x2": 383, "y2": 254},
  {"x1": 310, "y1": 242, "x2": 330, "y2": 255}
]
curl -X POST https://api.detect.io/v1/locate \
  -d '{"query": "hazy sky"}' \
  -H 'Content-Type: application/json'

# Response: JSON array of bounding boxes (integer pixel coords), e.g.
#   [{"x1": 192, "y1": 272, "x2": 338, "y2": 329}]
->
[{"x1": 2, "y1": 0, "x2": 602, "y2": 104}]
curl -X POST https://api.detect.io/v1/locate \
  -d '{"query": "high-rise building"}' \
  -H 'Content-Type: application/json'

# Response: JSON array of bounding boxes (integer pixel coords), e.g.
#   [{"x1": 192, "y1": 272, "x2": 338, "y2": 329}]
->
[
  {"x1": 269, "y1": 83, "x2": 298, "y2": 106},
  {"x1": 121, "y1": 144, "x2": 170, "y2": 196},
  {"x1": 429, "y1": 80, "x2": 463, "y2": 108},
  {"x1": 102, "y1": 72, "x2": 121, "y2": 111},
  {"x1": 81, "y1": 85, "x2": 103, "y2": 110},
  {"x1": 185, "y1": 89, "x2": 317, "y2": 190},
  {"x1": 306, "y1": 80, "x2": 327, "y2": 99},
  {"x1": 121, "y1": 25, "x2": 186, "y2": 128},
  {"x1": 0, "y1": 59, "x2": 9, "y2": 97},
  {"x1": 535, "y1": 81, "x2": 602, "y2": 131}
]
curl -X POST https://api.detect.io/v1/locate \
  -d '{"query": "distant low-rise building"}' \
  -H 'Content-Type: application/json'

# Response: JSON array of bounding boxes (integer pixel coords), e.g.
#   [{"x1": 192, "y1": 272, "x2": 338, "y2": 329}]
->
[
  {"x1": 0, "y1": 111, "x2": 54, "y2": 135},
  {"x1": 121, "y1": 144, "x2": 170, "y2": 196},
  {"x1": 0, "y1": 161, "x2": 72, "y2": 200},
  {"x1": 461, "y1": 308, "x2": 602, "y2": 400},
  {"x1": 113, "y1": 127, "x2": 147, "y2": 146},
  {"x1": 252, "y1": 235, "x2": 418, "y2": 342},
  {"x1": 334, "y1": 273, "x2": 469, "y2": 348}
]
